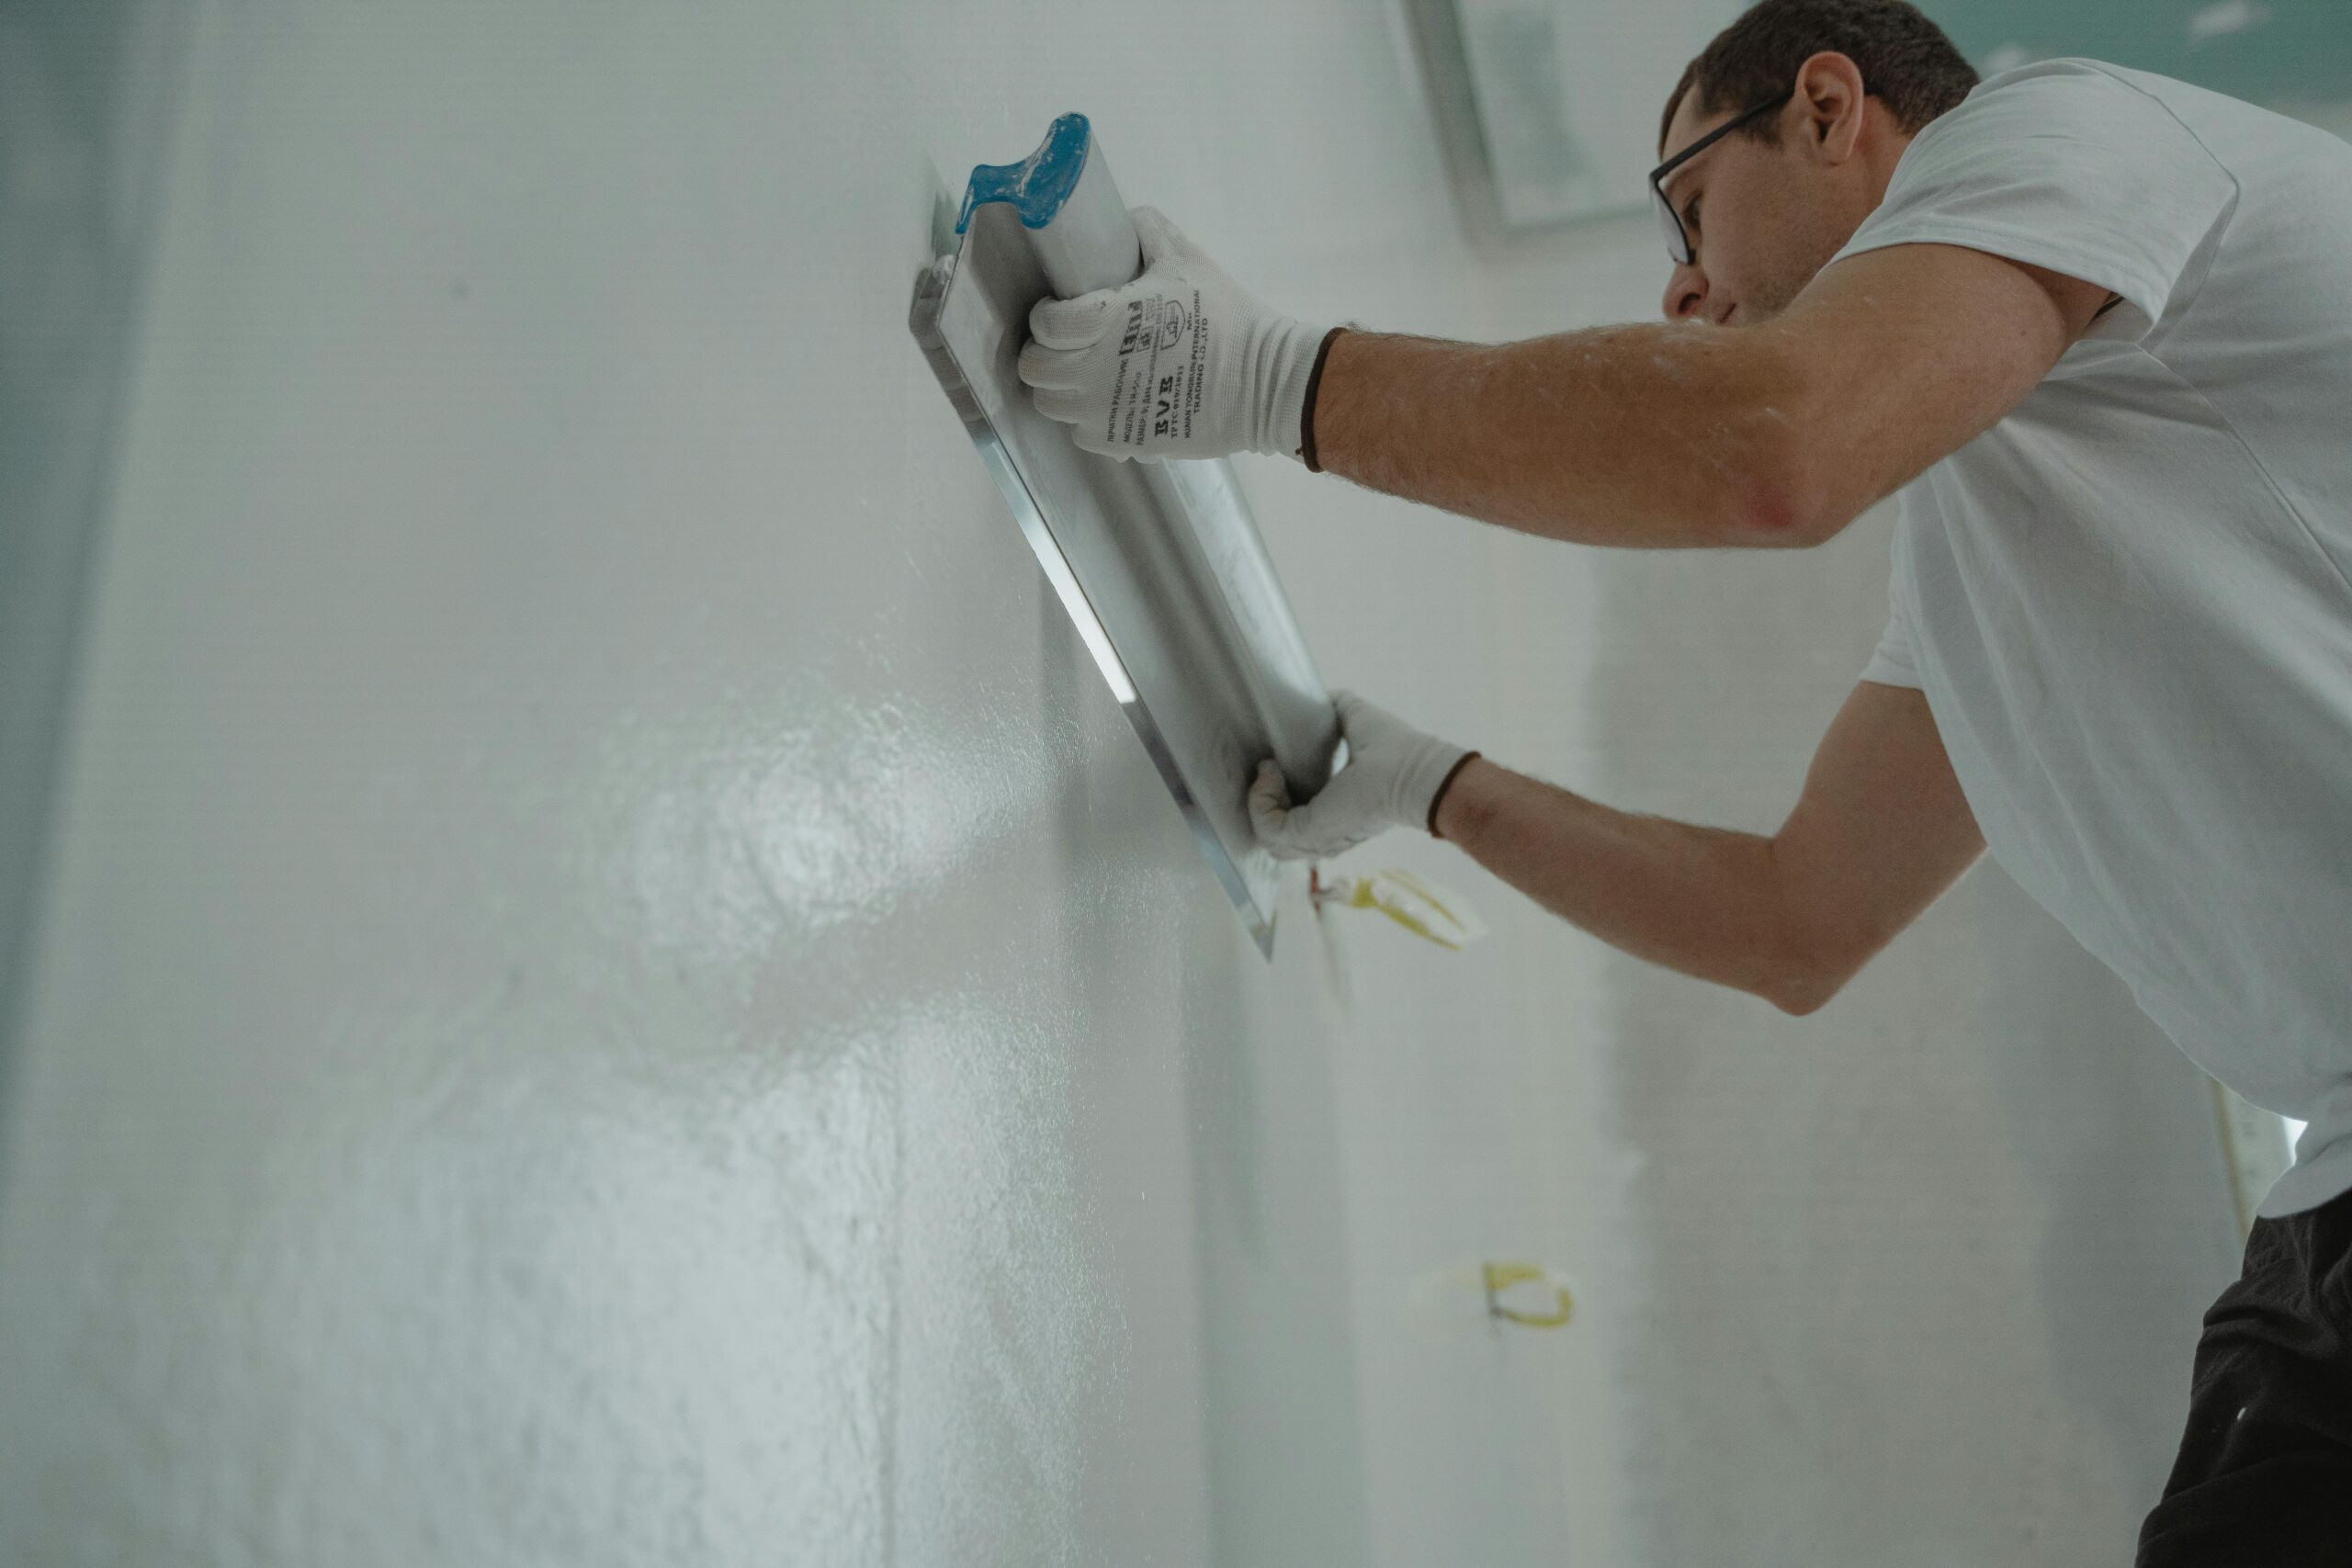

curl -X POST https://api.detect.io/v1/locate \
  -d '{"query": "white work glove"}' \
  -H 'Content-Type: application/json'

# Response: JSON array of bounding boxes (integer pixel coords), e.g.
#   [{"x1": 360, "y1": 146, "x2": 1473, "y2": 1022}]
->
[
  {"x1": 1018, "y1": 206, "x2": 1334, "y2": 464},
  {"x1": 1249, "y1": 690, "x2": 1479, "y2": 862}
]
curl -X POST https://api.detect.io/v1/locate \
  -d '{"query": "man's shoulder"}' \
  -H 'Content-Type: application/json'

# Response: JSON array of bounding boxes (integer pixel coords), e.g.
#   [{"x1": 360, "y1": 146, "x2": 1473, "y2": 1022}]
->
[
  {"x1": 1924, "y1": 58, "x2": 2177, "y2": 143},
  {"x1": 1937, "y1": 57, "x2": 2304, "y2": 159}
]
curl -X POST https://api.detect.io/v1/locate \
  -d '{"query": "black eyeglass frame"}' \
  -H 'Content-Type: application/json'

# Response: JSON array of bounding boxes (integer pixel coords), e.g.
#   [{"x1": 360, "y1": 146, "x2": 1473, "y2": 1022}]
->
[{"x1": 1649, "y1": 87, "x2": 1797, "y2": 266}]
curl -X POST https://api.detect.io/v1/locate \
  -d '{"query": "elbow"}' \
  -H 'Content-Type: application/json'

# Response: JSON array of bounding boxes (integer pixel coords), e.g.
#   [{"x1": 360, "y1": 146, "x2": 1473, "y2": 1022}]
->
[
  {"x1": 1760, "y1": 942, "x2": 1857, "y2": 1017},
  {"x1": 1724, "y1": 435, "x2": 1843, "y2": 549},
  {"x1": 1765, "y1": 964, "x2": 1841, "y2": 1017},
  {"x1": 1713, "y1": 348, "x2": 1852, "y2": 548}
]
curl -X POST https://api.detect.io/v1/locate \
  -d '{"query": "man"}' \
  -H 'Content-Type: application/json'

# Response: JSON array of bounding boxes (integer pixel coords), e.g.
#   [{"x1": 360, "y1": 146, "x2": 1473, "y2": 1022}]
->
[{"x1": 1015, "y1": 1, "x2": 2352, "y2": 1557}]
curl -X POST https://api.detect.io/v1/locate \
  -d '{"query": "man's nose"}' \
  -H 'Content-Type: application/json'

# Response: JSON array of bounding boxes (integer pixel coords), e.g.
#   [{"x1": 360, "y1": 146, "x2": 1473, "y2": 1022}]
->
[{"x1": 1663, "y1": 261, "x2": 1710, "y2": 322}]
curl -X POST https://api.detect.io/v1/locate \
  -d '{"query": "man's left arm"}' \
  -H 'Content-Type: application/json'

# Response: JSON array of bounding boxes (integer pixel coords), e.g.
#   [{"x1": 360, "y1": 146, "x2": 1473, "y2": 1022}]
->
[{"x1": 1311, "y1": 243, "x2": 2114, "y2": 550}]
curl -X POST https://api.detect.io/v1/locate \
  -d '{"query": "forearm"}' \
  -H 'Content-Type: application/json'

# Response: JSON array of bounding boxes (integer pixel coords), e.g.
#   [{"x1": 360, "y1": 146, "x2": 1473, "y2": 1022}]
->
[
  {"x1": 1311, "y1": 324, "x2": 1817, "y2": 548},
  {"x1": 1432, "y1": 756, "x2": 1821, "y2": 1011}
]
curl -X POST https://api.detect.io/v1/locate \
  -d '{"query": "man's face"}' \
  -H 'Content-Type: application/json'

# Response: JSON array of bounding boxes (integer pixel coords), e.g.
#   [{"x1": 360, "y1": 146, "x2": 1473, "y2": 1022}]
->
[{"x1": 1657, "y1": 92, "x2": 1864, "y2": 325}]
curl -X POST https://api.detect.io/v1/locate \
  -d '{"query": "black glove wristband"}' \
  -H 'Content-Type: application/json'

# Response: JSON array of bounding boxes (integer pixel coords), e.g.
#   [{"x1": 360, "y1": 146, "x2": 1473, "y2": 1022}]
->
[
  {"x1": 1427, "y1": 751, "x2": 1481, "y2": 839},
  {"x1": 1299, "y1": 326, "x2": 1347, "y2": 472}
]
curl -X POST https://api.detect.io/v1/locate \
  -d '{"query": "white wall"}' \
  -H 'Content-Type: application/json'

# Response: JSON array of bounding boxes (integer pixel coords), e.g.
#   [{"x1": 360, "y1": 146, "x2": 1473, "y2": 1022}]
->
[{"x1": 0, "y1": 3, "x2": 2245, "y2": 1565}]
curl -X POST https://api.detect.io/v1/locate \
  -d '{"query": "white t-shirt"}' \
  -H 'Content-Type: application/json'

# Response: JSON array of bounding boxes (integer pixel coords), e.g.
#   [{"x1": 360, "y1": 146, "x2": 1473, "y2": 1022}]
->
[{"x1": 1835, "y1": 60, "x2": 2352, "y2": 1217}]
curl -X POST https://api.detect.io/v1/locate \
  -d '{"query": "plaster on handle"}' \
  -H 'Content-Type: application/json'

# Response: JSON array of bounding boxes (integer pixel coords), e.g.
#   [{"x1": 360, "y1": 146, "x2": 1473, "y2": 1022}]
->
[{"x1": 1030, "y1": 124, "x2": 1143, "y2": 297}]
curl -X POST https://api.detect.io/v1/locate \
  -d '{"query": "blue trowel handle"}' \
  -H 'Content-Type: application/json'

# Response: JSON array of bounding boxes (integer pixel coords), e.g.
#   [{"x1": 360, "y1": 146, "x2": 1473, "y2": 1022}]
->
[{"x1": 956, "y1": 113, "x2": 1142, "y2": 298}]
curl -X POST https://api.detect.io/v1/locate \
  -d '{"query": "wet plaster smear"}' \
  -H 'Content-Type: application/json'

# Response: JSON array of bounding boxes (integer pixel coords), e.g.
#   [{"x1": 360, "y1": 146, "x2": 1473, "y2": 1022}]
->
[{"x1": 0, "y1": 2, "x2": 2246, "y2": 1565}]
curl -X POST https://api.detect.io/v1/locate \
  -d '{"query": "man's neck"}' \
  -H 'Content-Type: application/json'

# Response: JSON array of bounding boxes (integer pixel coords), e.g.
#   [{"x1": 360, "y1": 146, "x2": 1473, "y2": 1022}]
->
[{"x1": 1858, "y1": 116, "x2": 1916, "y2": 211}]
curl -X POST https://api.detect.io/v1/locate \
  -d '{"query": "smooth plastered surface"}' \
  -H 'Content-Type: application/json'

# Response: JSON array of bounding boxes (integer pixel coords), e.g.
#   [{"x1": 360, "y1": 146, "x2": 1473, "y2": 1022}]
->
[{"x1": 0, "y1": 3, "x2": 2244, "y2": 1565}]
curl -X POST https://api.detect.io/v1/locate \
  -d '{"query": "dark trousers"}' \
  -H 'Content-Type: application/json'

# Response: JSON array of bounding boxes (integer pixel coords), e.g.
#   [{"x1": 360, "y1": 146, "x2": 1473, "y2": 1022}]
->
[{"x1": 2138, "y1": 1182, "x2": 2352, "y2": 1565}]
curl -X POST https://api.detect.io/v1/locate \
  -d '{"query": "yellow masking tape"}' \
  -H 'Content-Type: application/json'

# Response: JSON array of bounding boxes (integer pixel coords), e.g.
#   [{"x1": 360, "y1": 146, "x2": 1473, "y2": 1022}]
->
[
  {"x1": 1483, "y1": 1261, "x2": 1574, "y2": 1329},
  {"x1": 1316, "y1": 866, "x2": 1487, "y2": 950}
]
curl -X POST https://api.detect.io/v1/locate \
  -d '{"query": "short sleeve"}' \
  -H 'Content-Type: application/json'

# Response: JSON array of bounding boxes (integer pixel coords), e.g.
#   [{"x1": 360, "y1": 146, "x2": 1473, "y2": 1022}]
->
[
  {"x1": 1829, "y1": 61, "x2": 2238, "y2": 342},
  {"x1": 1859, "y1": 562, "x2": 1923, "y2": 690}
]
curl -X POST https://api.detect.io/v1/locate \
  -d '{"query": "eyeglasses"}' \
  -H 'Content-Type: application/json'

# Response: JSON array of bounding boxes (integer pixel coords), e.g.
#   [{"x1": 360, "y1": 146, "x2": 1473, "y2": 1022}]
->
[{"x1": 1649, "y1": 88, "x2": 1795, "y2": 266}]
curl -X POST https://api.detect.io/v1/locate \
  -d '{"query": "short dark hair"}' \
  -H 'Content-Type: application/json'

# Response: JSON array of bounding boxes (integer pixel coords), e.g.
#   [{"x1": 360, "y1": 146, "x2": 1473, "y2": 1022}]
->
[{"x1": 1659, "y1": 0, "x2": 1979, "y2": 156}]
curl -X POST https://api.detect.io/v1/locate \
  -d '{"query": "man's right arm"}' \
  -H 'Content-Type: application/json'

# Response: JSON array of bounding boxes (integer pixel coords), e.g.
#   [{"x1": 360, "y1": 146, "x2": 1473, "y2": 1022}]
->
[
  {"x1": 1310, "y1": 243, "x2": 2109, "y2": 554},
  {"x1": 1432, "y1": 680, "x2": 1983, "y2": 1014}
]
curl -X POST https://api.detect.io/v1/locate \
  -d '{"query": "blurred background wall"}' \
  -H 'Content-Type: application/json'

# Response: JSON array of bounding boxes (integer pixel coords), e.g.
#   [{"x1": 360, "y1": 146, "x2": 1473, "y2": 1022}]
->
[{"x1": 3, "y1": 2, "x2": 2328, "y2": 1563}]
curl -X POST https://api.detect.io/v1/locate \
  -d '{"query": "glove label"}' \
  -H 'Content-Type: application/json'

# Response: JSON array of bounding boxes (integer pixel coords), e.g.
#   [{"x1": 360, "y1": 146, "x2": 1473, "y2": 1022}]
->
[{"x1": 1106, "y1": 290, "x2": 1208, "y2": 451}]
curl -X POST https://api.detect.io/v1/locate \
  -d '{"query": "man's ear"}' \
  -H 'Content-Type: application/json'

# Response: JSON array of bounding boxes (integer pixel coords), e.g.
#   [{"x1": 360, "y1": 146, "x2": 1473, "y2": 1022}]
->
[{"x1": 1793, "y1": 51, "x2": 1870, "y2": 163}]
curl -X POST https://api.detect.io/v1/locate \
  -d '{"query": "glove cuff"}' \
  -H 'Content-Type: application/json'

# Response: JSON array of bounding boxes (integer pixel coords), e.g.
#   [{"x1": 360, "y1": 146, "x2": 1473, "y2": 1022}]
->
[
  {"x1": 1390, "y1": 737, "x2": 1476, "y2": 839},
  {"x1": 1256, "y1": 317, "x2": 1336, "y2": 463}
]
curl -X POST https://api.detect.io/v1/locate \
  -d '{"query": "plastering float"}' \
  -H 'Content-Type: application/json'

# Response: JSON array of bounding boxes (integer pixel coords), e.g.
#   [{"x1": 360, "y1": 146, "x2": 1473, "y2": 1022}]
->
[{"x1": 910, "y1": 113, "x2": 1341, "y2": 957}]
